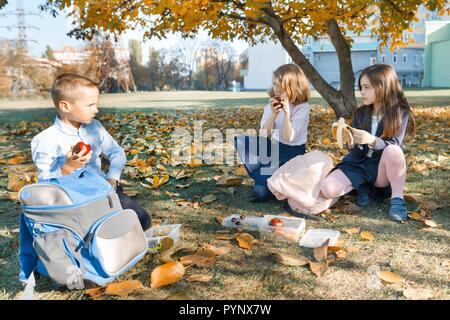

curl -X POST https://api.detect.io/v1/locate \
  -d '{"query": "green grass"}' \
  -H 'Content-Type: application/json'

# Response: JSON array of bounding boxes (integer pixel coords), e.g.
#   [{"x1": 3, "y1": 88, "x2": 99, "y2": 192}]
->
[
  {"x1": 0, "y1": 99, "x2": 448, "y2": 300},
  {"x1": 1, "y1": 89, "x2": 449, "y2": 124}
]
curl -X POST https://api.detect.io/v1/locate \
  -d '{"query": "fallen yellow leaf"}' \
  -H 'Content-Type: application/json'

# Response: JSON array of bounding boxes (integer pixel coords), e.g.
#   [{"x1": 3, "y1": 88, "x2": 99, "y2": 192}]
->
[
  {"x1": 273, "y1": 252, "x2": 310, "y2": 267},
  {"x1": 344, "y1": 227, "x2": 361, "y2": 234},
  {"x1": 104, "y1": 280, "x2": 144, "y2": 297},
  {"x1": 309, "y1": 261, "x2": 328, "y2": 277},
  {"x1": 378, "y1": 271, "x2": 402, "y2": 283},
  {"x1": 186, "y1": 274, "x2": 213, "y2": 283},
  {"x1": 236, "y1": 233, "x2": 256, "y2": 250},
  {"x1": 150, "y1": 261, "x2": 185, "y2": 288},
  {"x1": 360, "y1": 231, "x2": 374, "y2": 241}
]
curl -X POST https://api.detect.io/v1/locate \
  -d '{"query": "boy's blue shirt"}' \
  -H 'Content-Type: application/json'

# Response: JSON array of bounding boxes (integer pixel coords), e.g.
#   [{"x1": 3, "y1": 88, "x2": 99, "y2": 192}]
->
[{"x1": 31, "y1": 115, "x2": 126, "y2": 182}]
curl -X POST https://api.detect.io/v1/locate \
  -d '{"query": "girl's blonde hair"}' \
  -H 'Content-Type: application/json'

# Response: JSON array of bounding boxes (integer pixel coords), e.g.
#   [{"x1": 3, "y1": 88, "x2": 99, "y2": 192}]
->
[
  {"x1": 356, "y1": 64, "x2": 415, "y2": 138},
  {"x1": 269, "y1": 64, "x2": 310, "y2": 105}
]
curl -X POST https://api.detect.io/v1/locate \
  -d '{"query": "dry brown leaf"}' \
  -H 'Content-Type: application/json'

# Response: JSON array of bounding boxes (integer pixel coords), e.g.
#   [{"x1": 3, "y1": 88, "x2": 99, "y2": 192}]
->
[
  {"x1": 7, "y1": 192, "x2": 19, "y2": 202},
  {"x1": 159, "y1": 241, "x2": 196, "y2": 264},
  {"x1": 404, "y1": 193, "x2": 421, "y2": 203},
  {"x1": 234, "y1": 166, "x2": 248, "y2": 176},
  {"x1": 159, "y1": 237, "x2": 175, "y2": 253},
  {"x1": 180, "y1": 249, "x2": 217, "y2": 268},
  {"x1": 408, "y1": 211, "x2": 425, "y2": 221},
  {"x1": 273, "y1": 252, "x2": 310, "y2": 267},
  {"x1": 7, "y1": 155, "x2": 27, "y2": 165},
  {"x1": 165, "y1": 191, "x2": 180, "y2": 197},
  {"x1": 122, "y1": 189, "x2": 139, "y2": 197},
  {"x1": 216, "y1": 233, "x2": 238, "y2": 241},
  {"x1": 347, "y1": 246, "x2": 359, "y2": 253},
  {"x1": 344, "y1": 227, "x2": 361, "y2": 234},
  {"x1": 378, "y1": 271, "x2": 402, "y2": 283},
  {"x1": 421, "y1": 200, "x2": 442, "y2": 211},
  {"x1": 170, "y1": 169, "x2": 191, "y2": 179},
  {"x1": 186, "y1": 274, "x2": 213, "y2": 283},
  {"x1": 309, "y1": 261, "x2": 328, "y2": 277},
  {"x1": 236, "y1": 233, "x2": 256, "y2": 250},
  {"x1": 214, "y1": 216, "x2": 224, "y2": 224},
  {"x1": 205, "y1": 242, "x2": 232, "y2": 255},
  {"x1": 360, "y1": 231, "x2": 374, "y2": 241},
  {"x1": 411, "y1": 163, "x2": 427, "y2": 173},
  {"x1": 313, "y1": 239, "x2": 329, "y2": 263},
  {"x1": 202, "y1": 194, "x2": 217, "y2": 203},
  {"x1": 150, "y1": 261, "x2": 185, "y2": 288},
  {"x1": 335, "y1": 250, "x2": 347, "y2": 260},
  {"x1": 340, "y1": 202, "x2": 361, "y2": 215},
  {"x1": 85, "y1": 287, "x2": 105, "y2": 298},
  {"x1": 152, "y1": 174, "x2": 170, "y2": 189},
  {"x1": 128, "y1": 149, "x2": 140, "y2": 155},
  {"x1": 221, "y1": 187, "x2": 236, "y2": 195},
  {"x1": 328, "y1": 246, "x2": 343, "y2": 253},
  {"x1": 423, "y1": 219, "x2": 439, "y2": 228},
  {"x1": 215, "y1": 172, "x2": 244, "y2": 187},
  {"x1": 7, "y1": 175, "x2": 27, "y2": 192},
  {"x1": 403, "y1": 288, "x2": 434, "y2": 300},
  {"x1": 104, "y1": 280, "x2": 144, "y2": 297},
  {"x1": 175, "y1": 183, "x2": 191, "y2": 189}
]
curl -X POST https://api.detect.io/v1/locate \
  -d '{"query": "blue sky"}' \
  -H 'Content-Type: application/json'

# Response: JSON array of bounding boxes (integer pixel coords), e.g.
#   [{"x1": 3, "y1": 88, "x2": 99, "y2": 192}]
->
[{"x1": 0, "y1": 0, "x2": 248, "y2": 61}]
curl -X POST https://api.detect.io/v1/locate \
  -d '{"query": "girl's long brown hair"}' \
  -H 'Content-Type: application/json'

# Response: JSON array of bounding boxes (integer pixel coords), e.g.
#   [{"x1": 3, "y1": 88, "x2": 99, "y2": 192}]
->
[
  {"x1": 268, "y1": 64, "x2": 310, "y2": 105},
  {"x1": 356, "y1": 64, "x2": 415, "y2": 138}
]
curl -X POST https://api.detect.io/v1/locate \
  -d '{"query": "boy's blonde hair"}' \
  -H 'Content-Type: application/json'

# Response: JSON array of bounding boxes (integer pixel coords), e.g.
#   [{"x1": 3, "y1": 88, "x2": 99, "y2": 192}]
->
[
  {"x1": 51, "y1": 73, "x2": 98, "y2": 108},
  {"x1": 270, "y1": 64, "x2": 310, "y2": 105}
]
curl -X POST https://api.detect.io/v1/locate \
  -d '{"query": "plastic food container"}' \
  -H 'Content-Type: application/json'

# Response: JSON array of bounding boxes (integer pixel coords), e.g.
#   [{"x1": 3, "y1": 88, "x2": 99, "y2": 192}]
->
[
  {"x1": 259, "y1": 215, "x2": 306, "y2": 242},
  {"x1": 298, "y1": 229, "x2": 340, "y2": 248},
  {"x1": 221, "y1": 214, "x2": 262, "y2": 231},
  {"x1": 144, "y1": 224, "x2": 181, "y2": 249}
]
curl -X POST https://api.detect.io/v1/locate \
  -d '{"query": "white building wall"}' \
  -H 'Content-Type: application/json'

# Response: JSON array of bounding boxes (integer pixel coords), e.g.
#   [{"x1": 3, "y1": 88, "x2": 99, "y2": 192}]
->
[{"x1": 244, "y1": 41, "x2": 289, "y2": 90}]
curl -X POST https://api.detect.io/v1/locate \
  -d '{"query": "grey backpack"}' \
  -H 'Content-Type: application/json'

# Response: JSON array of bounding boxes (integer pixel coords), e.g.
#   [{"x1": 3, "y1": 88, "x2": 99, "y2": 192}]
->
[{"x1": 19, "y1": 169, "x2": 148, "y2": 290}]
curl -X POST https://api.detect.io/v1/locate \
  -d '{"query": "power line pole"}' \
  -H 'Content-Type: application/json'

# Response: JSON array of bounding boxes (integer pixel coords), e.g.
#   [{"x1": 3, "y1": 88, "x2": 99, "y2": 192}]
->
[{"x1": 0, "y1": 0, "x2": 39, "y2": 54}]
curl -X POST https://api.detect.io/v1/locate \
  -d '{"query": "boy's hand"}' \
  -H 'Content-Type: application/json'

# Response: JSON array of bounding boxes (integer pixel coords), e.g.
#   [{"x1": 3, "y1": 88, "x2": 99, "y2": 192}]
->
[
  {"x1": 107, "y1": 179, "x2": 118, "y2": 190},
  {"x1": 61, "y1": 144, "x2": 93, "y2": 175}
]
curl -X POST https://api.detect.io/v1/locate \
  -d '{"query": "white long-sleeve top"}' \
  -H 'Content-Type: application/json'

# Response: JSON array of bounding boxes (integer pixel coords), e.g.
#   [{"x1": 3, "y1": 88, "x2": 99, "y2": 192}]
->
[
  {"x1": 31, "y1": 116, "x2": 126, "y2": 182},
  {"x1": 259, "y1": 102, "x2": 310, "y2": 146}
]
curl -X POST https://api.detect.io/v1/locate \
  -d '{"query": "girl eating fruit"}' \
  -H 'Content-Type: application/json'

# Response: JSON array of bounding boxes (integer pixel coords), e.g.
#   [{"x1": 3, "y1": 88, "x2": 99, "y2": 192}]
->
[
  {"x1": 320, "y1": 64, "x2": 415, "y2": 222},
  {"x1": 234, "y1": 64, "x2": 311, "y2": 202}
]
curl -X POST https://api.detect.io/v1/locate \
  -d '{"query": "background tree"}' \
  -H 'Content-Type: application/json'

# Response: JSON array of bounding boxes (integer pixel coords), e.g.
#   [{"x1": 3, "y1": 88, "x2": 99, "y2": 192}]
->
[
  {"x1": 129, "y1": 39, "x2": 142, "y2": 66},
  {"x1": 41, "y1": 0, "x2": 449, "y2": 117},
  {"x1": 0, "y1": 0, "x2": 7, "y2": 10},
  {"x1": 176, "y1": 38, "x2": 202, "y2": 90},
  {"x1": 42, "y1": 45, "x2": 55, "y2": 60},
  {"x1": 209, "y1": 41, "x2": 236, "y2": 90}
]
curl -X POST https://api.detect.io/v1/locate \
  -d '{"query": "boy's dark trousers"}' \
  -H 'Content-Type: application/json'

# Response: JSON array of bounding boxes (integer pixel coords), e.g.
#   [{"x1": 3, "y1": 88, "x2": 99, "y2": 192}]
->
[{"x1": 116, "y1": 185, "x2": 151, "y2": 231}]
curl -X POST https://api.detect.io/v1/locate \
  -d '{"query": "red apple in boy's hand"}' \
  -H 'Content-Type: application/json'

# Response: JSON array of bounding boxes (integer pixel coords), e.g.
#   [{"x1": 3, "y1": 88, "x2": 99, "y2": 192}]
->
[
  {"x1": 269, "y1": 218, "x2": 283, "y2": 227},
  {"x1": 73, "y1": 141, "x2": 92, "y2": 156}
]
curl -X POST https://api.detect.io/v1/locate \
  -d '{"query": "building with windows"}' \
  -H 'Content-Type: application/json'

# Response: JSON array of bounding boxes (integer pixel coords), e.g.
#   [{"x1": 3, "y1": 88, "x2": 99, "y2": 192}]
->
[
  {"x1": 423, "y1": 21, "x2": 450, "y2": 87},
  {"x1": 243, "y1": 7, "x2": 448, "y2": 90}
]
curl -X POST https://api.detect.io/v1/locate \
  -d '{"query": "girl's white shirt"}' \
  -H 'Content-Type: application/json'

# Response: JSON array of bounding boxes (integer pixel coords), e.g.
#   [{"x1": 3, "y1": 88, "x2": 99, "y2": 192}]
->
[
  {"x1": 259, "y1": 102, "x2": 310, "y2": 146},
  {"x1": 371, "y1": 114, "x2": 382, "y2": 135}
]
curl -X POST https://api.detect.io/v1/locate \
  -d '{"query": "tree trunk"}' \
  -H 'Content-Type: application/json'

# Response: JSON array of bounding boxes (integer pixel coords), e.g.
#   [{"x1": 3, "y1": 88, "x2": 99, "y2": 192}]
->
[
  {"x1": 325, "y1": 19, "x2": 357, "y2": 118},
  {"x1": 264, "y1": 14, "x2": 357, "y2": 118}
]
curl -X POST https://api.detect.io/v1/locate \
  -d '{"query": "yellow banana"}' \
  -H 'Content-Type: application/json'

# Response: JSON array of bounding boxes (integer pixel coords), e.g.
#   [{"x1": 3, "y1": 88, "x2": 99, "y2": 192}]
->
[{"x1": 331, "y1": 117, "x2": 352, "y2": 149}]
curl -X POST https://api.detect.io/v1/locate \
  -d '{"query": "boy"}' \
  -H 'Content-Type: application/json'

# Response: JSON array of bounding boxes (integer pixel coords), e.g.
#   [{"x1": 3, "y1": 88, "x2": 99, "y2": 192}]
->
[{"x1": 31, "y1": 73, "x2": 151, "y2": 230}]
